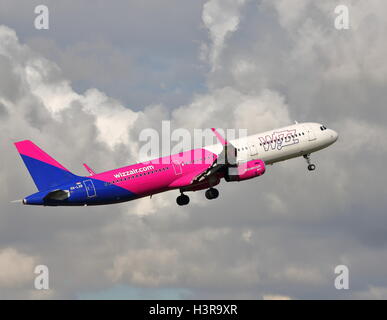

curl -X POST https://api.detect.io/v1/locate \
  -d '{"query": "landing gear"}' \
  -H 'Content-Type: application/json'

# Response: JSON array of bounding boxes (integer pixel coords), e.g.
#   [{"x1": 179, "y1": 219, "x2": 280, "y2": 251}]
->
[
  {"x1": 303, "y1": 154, "x2": 316, "y2": 171},
  {"x1": 205, "y1": 188, "x2": 219, "y2": 200},
  {"x1": 176, "y1": 193, "x2": 190, "y2": 206}
]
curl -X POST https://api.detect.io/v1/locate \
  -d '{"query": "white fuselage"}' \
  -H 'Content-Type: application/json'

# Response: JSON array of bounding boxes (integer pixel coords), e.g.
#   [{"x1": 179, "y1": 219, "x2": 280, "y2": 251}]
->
[{"x1": 205, "y1": 122, "x2": 338, "y2": 165}]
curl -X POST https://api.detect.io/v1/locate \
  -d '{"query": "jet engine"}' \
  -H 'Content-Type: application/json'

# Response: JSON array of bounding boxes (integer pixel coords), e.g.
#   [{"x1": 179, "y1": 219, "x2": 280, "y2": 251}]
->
[{"x1": 225, "y1": 159, "x2": 265, "y2": 182}]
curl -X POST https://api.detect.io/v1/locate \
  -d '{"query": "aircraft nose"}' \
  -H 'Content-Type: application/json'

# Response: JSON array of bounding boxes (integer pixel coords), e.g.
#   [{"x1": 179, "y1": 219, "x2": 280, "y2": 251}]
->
[{"x1": 330, "y1": 129, "x2": 339, "y2": 142}]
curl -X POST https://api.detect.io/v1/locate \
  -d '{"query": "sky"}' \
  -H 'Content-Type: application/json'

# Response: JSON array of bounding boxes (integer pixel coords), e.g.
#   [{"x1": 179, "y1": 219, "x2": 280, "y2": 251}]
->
[{"x1": 0, "y1": 0, "x2": 387, "y2": 299}]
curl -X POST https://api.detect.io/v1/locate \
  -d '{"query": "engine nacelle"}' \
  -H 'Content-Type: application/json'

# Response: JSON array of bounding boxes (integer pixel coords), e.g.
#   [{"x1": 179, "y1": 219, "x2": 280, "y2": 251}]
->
[{"x1": 225, "y1": 159, "x2": 265, "y2": 182}]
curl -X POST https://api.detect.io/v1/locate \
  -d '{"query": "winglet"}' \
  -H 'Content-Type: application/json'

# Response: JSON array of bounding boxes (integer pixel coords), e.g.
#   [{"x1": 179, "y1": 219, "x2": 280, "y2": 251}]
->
[
  {"x1": 211, "y1": 128, "x2": 228, "y2": 146},
  {"x1": 83, "y1": 163, "x2": 96, "y2": 176}
]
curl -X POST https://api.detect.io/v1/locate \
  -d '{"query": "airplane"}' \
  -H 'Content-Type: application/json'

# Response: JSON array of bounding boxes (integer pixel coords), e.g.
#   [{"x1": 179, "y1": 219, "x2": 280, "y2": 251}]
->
[{"x1": 14, "y1": 122, "x2": 338, "y2": 207}]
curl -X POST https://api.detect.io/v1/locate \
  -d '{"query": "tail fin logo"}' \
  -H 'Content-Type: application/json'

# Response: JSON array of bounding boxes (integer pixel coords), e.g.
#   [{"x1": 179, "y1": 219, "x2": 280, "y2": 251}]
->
[{"x1": 14, "y1": 140, "x2": 77, "y2": 191}]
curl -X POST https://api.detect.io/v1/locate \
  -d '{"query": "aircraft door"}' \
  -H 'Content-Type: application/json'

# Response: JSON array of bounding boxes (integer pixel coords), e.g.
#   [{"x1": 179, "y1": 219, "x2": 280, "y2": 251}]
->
[
  {"x1": 305, "y1": 126, "x2": 316, "y2": 141},
  {"x1": 249, "y1": 144, "x2": 258, "y2": 156},
  {"x1": 172, "y1": 161, "x2": 182, "y2": 175},
  {"x1": 83, "y1": 179, "x2": 96, "y2": 198}
]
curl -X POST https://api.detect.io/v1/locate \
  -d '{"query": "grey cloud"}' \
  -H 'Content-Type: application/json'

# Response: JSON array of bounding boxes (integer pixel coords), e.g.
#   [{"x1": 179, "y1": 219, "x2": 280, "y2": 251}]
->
[
  {"x1": 0, "y1": 0, "x2": 208, "y2": 109},
  {"x1": 0, "y1": 102, "x2": 8, "y2": 117},
  {"x1": 1, "y1": 0, "x2": 387, "y2": 300}
]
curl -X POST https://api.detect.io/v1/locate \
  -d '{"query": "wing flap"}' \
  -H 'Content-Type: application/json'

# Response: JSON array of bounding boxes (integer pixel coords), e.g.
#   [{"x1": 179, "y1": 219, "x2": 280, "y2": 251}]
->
[{"x1": 169, "y1": 168, "x2": 209, "y2": 188}]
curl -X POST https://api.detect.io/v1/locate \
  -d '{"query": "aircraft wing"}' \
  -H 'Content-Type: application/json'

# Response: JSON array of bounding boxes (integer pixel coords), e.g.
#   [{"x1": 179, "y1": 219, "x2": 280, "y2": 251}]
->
[
  {"x1": 194, "y1": 128, "x2": 238, "y2": 182},
  {"x1": 210, "y1": 128, "x2": 237, "y2": 166},
  {"x1": 168, "y1": 167, "x2": 211, "y2": 188},
  {"x1": 170, "y1": 128, "x2": 238, "y2": 188}
]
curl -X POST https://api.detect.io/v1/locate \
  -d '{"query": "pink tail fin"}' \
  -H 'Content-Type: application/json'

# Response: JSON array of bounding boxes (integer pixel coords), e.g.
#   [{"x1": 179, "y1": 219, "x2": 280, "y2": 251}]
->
[
  {"x1": 14, "y1": 140, "x2": 70, "y2": 171},
  {"x1": 14, "y1": 140, "x2": 76, "y2": 191}
]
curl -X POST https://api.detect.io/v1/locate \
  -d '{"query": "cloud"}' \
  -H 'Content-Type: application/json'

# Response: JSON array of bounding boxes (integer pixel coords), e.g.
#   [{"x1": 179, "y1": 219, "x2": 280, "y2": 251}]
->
[
  {"x1": 172, "y1": 87, "x2": 290, "y2": 131},
  {"x1": 265, "y1": 0, "x2": 312, "y2": 30},
  {"x1": 108, "y1": 248, "x2": 179, "y2": 287},
  {"x1": 0, "y1": 248, "x2": 36, "y2": 290},
  {"x1": 354, "y1": 286, "x2": 387, "y2": 300},
  {"x1": 106, "y1": 226, "x2": 262, "y2": 291},
  {"x1": 202, "y1": 0, "x2": 247, "y2": 70},
  {"x1": 0, "y1": 0, "x2": 208, "y2": 109},
  {"x1": 0, "y1": 0, "x2": 387, "y2": 300}
]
